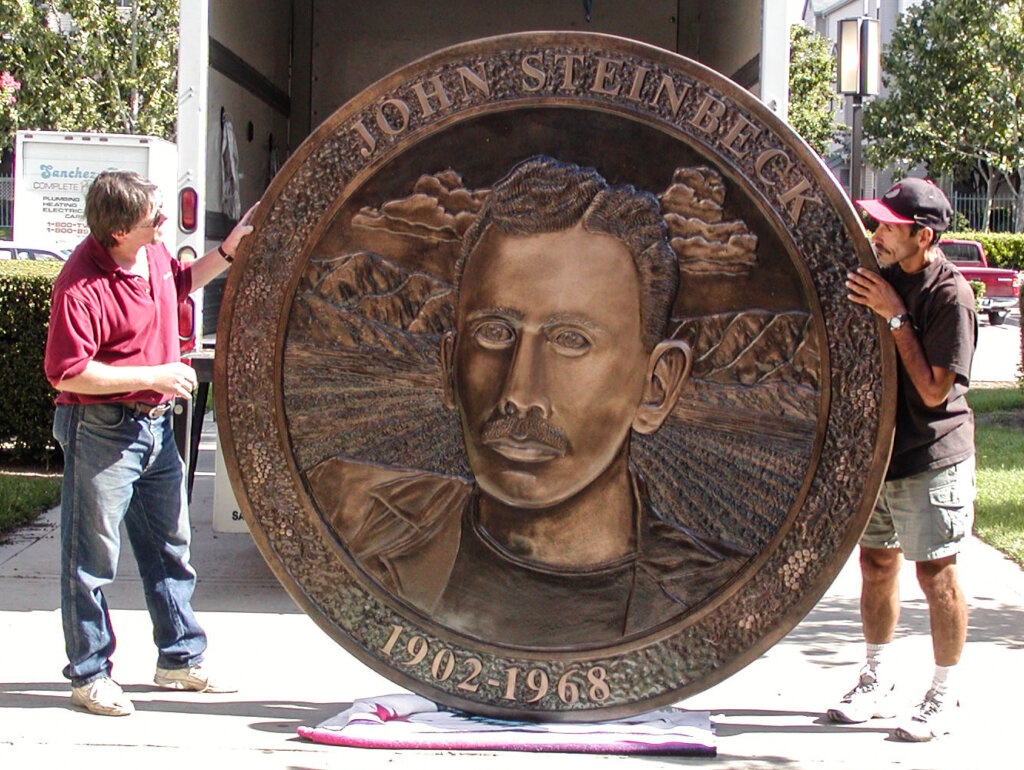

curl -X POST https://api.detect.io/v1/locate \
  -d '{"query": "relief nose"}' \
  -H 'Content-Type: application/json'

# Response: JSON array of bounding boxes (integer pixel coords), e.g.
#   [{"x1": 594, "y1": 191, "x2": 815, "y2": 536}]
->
[{"x1": 499, "y1": 335, "x2": 550, "y2": 419}]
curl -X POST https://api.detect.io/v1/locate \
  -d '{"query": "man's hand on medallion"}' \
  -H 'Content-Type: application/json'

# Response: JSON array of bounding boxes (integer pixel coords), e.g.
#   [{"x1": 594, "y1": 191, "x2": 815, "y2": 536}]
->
[
  {"x1": 847, "y1": 267, "x2": 906, "y2": 320},
  {"x1": 221, "y1": 201, "x2": 260, "y2": 258}
]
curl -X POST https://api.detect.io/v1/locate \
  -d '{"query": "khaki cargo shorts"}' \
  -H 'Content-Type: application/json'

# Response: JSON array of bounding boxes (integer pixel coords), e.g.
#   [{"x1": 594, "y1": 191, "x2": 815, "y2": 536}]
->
[{"x1": 860, "y1": 457, "x2": 976, "y2": 561}]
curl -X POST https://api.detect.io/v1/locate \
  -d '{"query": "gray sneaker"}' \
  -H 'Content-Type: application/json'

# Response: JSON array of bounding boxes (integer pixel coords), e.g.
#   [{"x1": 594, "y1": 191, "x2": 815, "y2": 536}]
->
[
  {"x1": 827, "y1": 667, "x2": 896, "y2": 723},
  {"x1": 893, "y1": 688, "x2": 958, "y2": 742},
  {"x1": 154, "y1": 663, "x2": 236, "y2": 693},
  {"x1": 70, "y1": 677, "x2": 135, "y2": 716}
]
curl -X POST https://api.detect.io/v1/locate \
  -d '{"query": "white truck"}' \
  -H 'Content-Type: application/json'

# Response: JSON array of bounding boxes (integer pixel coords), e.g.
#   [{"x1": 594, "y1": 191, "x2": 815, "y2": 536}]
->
[{"x1": 13, "y1": 130, "x2": 177, "y2": 251}]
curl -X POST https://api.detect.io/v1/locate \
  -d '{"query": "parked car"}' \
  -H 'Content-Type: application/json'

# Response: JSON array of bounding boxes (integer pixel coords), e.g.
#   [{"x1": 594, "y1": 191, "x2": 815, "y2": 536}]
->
[
  {"x1": 0, "y1": 241, "x2": 66, "y2": 262},
  {"x1": 938, "y1": 238, "x2": 1021, "y2": 325}
]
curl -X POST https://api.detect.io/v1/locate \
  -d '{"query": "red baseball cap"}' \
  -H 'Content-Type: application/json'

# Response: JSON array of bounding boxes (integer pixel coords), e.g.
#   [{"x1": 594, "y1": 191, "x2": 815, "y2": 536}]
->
[{"x1": 856, "y1": 178, "x2": 953, "y2": 232}]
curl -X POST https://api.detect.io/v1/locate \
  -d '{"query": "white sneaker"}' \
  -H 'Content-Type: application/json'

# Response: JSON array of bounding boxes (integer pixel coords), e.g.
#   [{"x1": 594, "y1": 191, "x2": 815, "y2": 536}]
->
[
  {"x1": 154, "y1": 663, "x2": 236, "y2": 693},
  {"x1": 827, "y1": 667, "x2": 896, "y2": 723},
  {"x1": 893, "y1": 688, "x2": 958, "y2": 742},
  {"x1": 70, "y1": 677, "x2": 135, "y2": 716}
]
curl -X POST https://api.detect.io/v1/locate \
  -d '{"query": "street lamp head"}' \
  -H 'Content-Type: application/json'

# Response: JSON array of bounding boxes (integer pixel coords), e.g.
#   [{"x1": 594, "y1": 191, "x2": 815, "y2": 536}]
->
[{"x1": 837, "y1": 17, "x2": 880, "y2": 97}]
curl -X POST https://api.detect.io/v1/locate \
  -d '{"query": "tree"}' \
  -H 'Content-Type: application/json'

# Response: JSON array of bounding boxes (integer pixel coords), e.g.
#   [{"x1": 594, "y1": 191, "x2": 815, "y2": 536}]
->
[
  {"x1": 787, "y1": 24, "x2": 840, "y2": 158},
  {"x1": 0, "y1": 0, "x2": 178, "y2": 152},
  {"x1": 863, "y1": 0, "x2": 1024, "y2": 232}
]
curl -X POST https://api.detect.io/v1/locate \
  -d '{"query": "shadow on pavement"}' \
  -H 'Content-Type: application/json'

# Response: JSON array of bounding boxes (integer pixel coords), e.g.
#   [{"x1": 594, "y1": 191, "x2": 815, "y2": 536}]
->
[
  {"x1": 0, "y1": 681, "x2": 344, "y2": 730},
  {"x1": 708, "y1": 709, "x2": 891, "y2": 737}
]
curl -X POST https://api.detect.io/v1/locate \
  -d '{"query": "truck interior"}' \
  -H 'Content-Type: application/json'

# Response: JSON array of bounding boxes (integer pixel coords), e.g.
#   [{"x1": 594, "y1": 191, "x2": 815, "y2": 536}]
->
[{"x1": 201, "y1": 1, "x2": 780, "y2": 241}]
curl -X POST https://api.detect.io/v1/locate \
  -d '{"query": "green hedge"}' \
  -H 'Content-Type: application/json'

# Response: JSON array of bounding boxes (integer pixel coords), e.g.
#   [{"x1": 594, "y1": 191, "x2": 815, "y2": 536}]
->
[
  {"x1": 944, "y1": 232, "x2": 1024, "y2": 271},
  {"x1": 0, "y1": 261, "x2": 62, "y2": 465}
]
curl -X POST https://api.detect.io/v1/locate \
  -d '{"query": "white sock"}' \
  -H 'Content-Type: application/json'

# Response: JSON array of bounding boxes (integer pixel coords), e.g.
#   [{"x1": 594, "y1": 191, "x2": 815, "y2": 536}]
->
[
  {"x1": 931, "y1": 664, "x2": 954, "y2": 698},
  {"x1": 865, "y1": 642, "x2": 889, "y2": 680}
]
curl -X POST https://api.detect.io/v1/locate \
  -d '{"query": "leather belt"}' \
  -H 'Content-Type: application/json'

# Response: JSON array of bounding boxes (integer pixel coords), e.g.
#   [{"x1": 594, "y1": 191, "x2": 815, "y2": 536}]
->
[{"x1": 122, "y1": 401, "x2": 173, "y2": 418}]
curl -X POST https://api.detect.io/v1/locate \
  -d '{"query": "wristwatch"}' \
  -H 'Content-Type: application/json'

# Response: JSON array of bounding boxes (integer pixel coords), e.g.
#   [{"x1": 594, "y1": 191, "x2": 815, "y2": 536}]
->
[{"x1": 888, "y1": 313, "x2": 912, "y2": 330}]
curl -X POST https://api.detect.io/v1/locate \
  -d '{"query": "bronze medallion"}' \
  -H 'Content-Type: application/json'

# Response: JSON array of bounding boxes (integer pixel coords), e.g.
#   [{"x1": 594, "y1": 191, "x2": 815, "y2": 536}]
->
[{"x1": 216, "y1": 32, "x2": 894, "y2": 721}]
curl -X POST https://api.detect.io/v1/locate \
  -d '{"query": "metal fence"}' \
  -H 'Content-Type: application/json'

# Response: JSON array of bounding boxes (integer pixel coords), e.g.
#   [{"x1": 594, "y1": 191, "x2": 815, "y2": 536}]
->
[
  {"x1": 947, "y1": 192, "x2": 1018, "y2": 232},
  {"x1": 0, "y1": 176, "x2": 11, "y2": 231}
]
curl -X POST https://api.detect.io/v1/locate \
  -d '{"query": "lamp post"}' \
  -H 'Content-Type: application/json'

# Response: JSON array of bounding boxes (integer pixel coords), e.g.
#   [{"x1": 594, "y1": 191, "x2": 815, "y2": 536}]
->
[{"x1": 837, "y1": 16, "x2": 880, "y2": 200}]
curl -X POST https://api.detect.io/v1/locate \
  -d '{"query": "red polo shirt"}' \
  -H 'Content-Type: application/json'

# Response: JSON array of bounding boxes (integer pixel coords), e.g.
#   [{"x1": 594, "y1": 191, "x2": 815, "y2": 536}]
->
[{"x1": 44, "y1": 234, "x2": 193, "y2": 405}]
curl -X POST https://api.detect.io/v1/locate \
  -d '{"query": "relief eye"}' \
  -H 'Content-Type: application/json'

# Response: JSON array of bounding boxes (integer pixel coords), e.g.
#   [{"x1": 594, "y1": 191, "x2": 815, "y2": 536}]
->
[
  {"x1": 474, "y1": 321, "x2": 515, "y2": 347},
  {"x1": 550, "y1": 328, "x2": 591, "y2": 353}
]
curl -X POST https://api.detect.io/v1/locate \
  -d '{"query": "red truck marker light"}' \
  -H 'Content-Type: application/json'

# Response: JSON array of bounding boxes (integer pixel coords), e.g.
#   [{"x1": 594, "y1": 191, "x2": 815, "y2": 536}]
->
[{"x1": 179, "y1": 187, "x2": 198, "y2": 233}]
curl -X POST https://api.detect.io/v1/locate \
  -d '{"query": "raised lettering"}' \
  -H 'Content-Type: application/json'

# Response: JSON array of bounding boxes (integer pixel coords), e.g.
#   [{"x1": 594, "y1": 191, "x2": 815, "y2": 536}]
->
[
  {"x1": 502, "y1": 666, "x2": 520, "y2": 701},
  {"x1": 755, "y1": 149, "x2": 792, "y2": 184},
  {"x1": 430, "y1": 648, "x2": 456, "y2": 681},
  {"x1": 755, "y1": 150, "x2": 821, "y2": 224},
  {"x1": 721, "y1": 114, "x2": 760, "y2": 157},
  {"x1": 649, "y1": 73, "x2": 693, "y2": 118},
  {"x1": 521, "y1": 54, "x2": 546, "y2": 91},
  {"x1": 778, "y1": 178, "x2": 821, "y2": 225},
  {"x1": 587, "y1": 666, "x2": 611, "y2": 701},
  {"x1": 456, "y1": 65, "x2": 490, "y2": 98},
  {"x1": 457, "y1": 657, "x2": 483, "y2": 692},
  {"x1": 380, "y1": 624, "x2": 404, "y2": 655},
  {"x1": 525, "y1": 668, "x2": 550, "y2": 703},
  {"x1": 691, "y1": 94, "x2": 728, "y2": 135},
  {"x1": 555, "y1": 53, "x2": 584, "y2": 90},
  {"x1": 402, "y1": 635, "x2": 429, "y2": 666},
  {"x1": 556, "y1": 669, "x2": 581, "y2": 705},
  {"x1": 625, "y1": 65, "x2": 650, "y2": 102},
  {"x1": 412, "y1": 76, "x2": 453, "y2": 118},
  {"x1": 353, "y1": 119, "x2": 377, "y2": 158},
  {"x1": 376, "y1": 98, "x2": 412, "y2": 136},
  {"x1": 591, "y1": 57, "x2": 624, "y2": 96}
]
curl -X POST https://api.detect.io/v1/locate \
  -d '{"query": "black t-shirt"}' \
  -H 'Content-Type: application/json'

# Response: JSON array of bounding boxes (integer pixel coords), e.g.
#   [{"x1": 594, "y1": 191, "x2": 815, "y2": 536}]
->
[{"x1": 882, "y1": 257, "x2": 977, "y2": 480}]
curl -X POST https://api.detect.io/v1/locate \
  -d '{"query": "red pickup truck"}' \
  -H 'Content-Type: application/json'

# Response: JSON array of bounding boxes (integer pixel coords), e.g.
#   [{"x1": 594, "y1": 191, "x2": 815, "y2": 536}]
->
[{"x1": 938, "y1": 239, "x2": 1021, "y2": 324}]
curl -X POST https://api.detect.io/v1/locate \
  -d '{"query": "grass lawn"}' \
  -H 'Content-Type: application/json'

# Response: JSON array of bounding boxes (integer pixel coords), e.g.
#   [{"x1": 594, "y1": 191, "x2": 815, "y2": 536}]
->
[
  {"x1": 969, "y1": 387, "x2": 1024, "y2": 567},
  {"x1": 0, "y1": 472, "x2": 61, "y2": 536}
]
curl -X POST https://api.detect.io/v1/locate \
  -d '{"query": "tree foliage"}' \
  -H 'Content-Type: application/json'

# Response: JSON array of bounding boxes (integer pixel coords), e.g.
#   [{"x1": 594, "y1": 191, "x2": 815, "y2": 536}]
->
[
  {"x1": 863, "y1": 0, "x2": 1024, "y2": 231},
  {"x1": 787, "y1": 24, "x2": 839, "y2": 157},
  {"x1": 0, "y1": 0, "x2": 178, "y2": 151}
]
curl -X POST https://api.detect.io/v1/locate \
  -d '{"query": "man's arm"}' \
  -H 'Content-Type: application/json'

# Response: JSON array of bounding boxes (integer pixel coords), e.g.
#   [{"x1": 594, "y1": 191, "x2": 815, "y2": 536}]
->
[
  {"x1": 54, "y1": 360, "x2": 198, "y2": 399},
  {"x1": 847, "y1": 267, "x2": 957, "y2": 407},
  {"x1": 186, "y1": 202, "x2": 259, "y2": 290}
]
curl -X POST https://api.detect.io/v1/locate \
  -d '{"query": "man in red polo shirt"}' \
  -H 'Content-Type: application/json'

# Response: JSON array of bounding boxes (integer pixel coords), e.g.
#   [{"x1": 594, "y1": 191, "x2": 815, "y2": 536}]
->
[{"x1": 45, "y1": 170, "x2": 256, "y2": 716}]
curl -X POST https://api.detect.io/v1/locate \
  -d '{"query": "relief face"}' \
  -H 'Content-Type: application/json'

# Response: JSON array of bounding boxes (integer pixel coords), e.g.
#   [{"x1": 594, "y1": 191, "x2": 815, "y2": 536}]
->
[
  {"x1": 302, "y1": 157, "x2": 757, "y2": 646},
  {"x1": 219, "y1": 33, "x2": 892, "y2": 721}
]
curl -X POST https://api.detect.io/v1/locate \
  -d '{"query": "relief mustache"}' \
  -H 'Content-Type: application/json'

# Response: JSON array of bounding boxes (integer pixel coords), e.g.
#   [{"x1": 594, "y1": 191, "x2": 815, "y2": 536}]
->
[{"x1": 481, "y1": 412, "x2": 569, "y2": 453}]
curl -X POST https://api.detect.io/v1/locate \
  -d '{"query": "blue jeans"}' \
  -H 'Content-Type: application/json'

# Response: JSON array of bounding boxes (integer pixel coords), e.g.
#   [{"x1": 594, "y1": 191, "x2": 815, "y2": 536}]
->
[{"x1": 54, "y1": 403, "x2": 207, "y2": 686}]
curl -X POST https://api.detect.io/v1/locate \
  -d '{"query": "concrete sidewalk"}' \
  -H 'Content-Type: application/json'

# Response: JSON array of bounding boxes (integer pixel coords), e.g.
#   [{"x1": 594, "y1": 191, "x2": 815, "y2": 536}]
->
[{"x1": 2, "y1": 416, "x2": 1022, "y2": 770}]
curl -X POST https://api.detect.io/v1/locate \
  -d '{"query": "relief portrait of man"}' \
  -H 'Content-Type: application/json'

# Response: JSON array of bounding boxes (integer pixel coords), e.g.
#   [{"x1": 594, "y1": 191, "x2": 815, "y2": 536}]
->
[{"x1": 304, "y1": 157, "x2": 753, "y2": 647}]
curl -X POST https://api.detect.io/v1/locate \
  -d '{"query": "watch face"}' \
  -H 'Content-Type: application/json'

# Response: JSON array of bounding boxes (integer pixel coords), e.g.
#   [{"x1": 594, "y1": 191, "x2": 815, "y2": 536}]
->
[{"x1": 216, "y1": 32, "x2": 896, "y2": 721}]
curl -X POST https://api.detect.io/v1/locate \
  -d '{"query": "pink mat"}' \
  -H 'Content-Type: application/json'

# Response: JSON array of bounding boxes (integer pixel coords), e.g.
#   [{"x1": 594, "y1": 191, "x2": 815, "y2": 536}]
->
[{"x1": 298, "y1": 694, "x2": 715, "y2": 755}]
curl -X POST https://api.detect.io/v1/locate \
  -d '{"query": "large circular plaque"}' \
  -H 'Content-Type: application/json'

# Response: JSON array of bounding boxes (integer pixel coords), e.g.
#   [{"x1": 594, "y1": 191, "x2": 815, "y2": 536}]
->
[{"x1": 217, "y1": 32, "x2": 894, "y2": 721}]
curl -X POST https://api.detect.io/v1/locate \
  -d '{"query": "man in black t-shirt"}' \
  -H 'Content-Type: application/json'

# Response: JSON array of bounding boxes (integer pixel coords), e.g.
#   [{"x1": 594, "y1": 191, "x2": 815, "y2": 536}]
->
[{"x1": 827, "y1": 178, "x2": 977, "y2": 742}]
